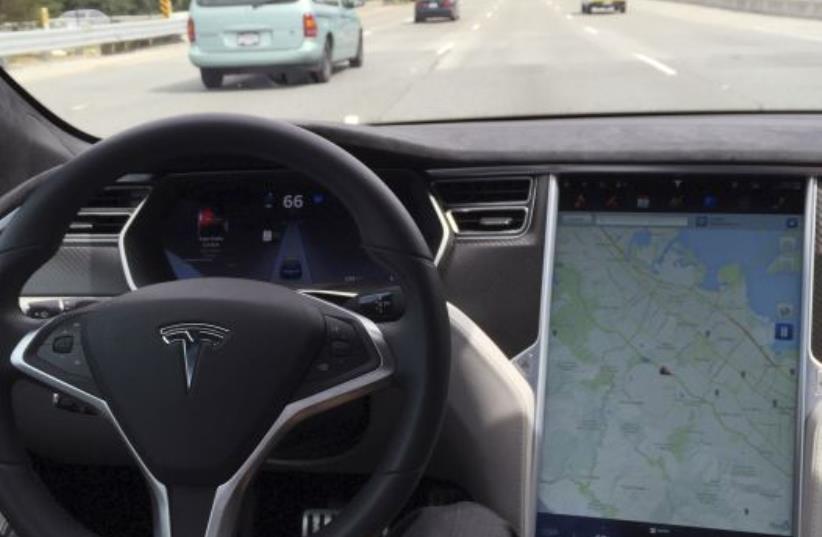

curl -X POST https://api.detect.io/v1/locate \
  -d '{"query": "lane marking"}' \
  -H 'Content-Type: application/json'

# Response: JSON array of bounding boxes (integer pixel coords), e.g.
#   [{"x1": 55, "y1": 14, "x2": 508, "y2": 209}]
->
[
  {"x1": 403, "y1": 16, "x2": 413, "y2": 22},
  {"x1": 70, "y1": 104, "x2": 88, "y2": 111},
  {"x1": 363, "y1": 29, "x2": 373, "y2": 36},
  {"x1": 633, "y1": 53, "x2": 677, "y2": 76},
  {"x1": 583, "y1": 25, "x2": 598, "y2": 34},
  {"x1": 485, "y1": 10, "x2": 494, "y2": 17},
  {"x1": 436, "y1": 42, "x2": 454, "y2": 56},
  {"x1": 565, "y1": 13, "x2": 573, "y2": 19},
  {"x1": 343, "y1": 115, "x2": 360, "y2": 125},
  {"x1": 472, "y1": 22, "x2": 481, "y2": 30}
]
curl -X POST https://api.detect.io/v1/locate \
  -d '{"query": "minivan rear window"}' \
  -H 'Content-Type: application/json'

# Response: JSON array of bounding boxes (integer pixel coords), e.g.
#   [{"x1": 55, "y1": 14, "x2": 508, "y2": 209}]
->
[{"x1": 197, "y1": 0, "x2": 298, "y2": 7}]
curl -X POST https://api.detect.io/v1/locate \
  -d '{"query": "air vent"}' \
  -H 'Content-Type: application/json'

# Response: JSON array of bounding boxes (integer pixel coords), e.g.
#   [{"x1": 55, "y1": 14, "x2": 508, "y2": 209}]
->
[
  {"x1": 69, "y1": 213, "x2": 132, "y2": 235},
  {"x1": 449, "y1": 208, "x2": 528, "y2": 235},
  {"x1": 434, "y1": 177, "x2": 533, "y2": 206},
  {"x1": 83, "y1": 185, "x2": 150, "y2": 210},
  {"x1": 67, "y1": 185, "x2": 151, "y2": 242},
  {"x1": 432, "y1": 175, "x2": 535, "y2": 237}
]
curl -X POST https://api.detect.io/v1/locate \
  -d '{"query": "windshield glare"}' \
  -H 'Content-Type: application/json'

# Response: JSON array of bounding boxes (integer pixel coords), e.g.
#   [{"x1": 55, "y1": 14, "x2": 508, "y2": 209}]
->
[{"x1": 0, "y1": 0, "x2": 819, "y2": 135}]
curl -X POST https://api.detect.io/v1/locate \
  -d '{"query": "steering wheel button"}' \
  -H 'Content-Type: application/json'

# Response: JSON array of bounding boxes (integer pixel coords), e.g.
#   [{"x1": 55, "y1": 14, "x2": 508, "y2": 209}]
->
[
  {"x1": 325, "y1": 316, "x2": 356, "y2": 341},
  {"x1": 52, "y1": 335, "x2": 74, "y2": 354},
  {"x1": 330, "y1": 340, "x2": 353, "y2": 357}
]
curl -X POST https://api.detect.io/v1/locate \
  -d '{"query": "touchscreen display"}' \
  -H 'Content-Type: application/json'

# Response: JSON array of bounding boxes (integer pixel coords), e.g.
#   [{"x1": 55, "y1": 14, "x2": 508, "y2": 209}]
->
[{"x1": 537, "y1": 178, "x2": 804, "y2": 537}]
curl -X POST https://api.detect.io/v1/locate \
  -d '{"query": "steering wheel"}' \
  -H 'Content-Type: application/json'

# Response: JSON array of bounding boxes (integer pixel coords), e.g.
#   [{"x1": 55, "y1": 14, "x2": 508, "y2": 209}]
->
[{"x1": 0, "y1": 115, "x2": 451, "y2": 537}]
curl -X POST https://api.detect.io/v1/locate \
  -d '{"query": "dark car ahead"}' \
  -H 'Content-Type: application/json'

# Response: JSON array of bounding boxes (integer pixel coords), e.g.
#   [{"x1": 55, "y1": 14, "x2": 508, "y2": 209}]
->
[{"x1": 415, "y1": 0, "x2": 459, "y2": 22}]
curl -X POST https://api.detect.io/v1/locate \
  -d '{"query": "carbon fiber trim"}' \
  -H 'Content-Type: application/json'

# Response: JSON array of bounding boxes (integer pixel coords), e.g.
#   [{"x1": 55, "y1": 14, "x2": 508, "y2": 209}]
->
[
  {"x1": 437, "y1": 177, "x2": 548, "y2": 357},
  {"x1": 21, "y1": 246, "x2": 129, "y2": 297},
  {"x1": 0, "y1": 511, "x2": 17, "y2": 537}
]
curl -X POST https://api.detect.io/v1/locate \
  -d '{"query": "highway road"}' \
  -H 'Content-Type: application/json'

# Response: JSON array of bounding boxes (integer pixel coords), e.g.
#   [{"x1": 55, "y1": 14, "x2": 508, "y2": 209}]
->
[{"x1": 8, "y1": 0, "x2": 822, "y2": 135}]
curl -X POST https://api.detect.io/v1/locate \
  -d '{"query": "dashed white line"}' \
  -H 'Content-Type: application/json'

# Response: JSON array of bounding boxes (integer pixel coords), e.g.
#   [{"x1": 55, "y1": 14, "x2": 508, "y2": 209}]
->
[
  {"x1": 70, "y1": 104, "x2": 88, "y2": 111},
  {"x1": 472, "y1": 22, "x2": 481, "y2": 30},
  {"x1": 436, "y1": 42, "x2": 454, "y2": 56},
  {"x1": 565, "y1": 13, "x2": 573, "y2": 19},
  {"x1": 633, "y1": 53, "x2": 677, "y2": 76},
  {"x1": 583, "y1": 25, "x2": 598, "y2": 35},
  {"x1": 343, "y1": 115, "x2": 360, "y2": 125},
  {"x1": 363, "y1": 29, "x2": 372, "y2": 37}
]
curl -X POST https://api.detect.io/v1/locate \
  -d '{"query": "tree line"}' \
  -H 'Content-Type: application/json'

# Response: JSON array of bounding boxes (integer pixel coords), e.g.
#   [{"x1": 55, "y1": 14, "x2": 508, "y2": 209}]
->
[{"x1": 0, "y1": 0, "x2": 189, "y2": 23}]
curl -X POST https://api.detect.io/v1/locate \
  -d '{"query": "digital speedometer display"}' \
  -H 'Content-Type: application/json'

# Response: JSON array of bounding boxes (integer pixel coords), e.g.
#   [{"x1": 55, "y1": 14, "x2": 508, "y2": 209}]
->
[{"x1": 159, "y1": 177, "x2": 395, "y2": 289}]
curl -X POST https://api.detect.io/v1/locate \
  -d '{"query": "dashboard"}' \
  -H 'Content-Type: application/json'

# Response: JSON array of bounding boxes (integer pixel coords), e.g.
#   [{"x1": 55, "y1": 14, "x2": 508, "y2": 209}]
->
[
  {"x1": 8, "y1": 113, "x2": 822, "y2": 537},
  {"x1": 13, "y1": 164, "x2": 821, "y2": 537}
]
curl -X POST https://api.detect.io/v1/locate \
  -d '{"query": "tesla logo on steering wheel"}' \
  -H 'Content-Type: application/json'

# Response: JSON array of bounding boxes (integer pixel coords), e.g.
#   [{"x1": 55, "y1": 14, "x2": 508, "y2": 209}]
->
[{"x1": 159, "y1": 323, "x2": 231, "y2": 392}]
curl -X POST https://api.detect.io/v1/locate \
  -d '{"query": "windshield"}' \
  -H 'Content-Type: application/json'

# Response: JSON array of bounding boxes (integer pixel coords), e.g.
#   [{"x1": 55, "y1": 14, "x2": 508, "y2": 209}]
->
[{"x1": 1, "y1": 0, "x2": 819, "y2": 135}]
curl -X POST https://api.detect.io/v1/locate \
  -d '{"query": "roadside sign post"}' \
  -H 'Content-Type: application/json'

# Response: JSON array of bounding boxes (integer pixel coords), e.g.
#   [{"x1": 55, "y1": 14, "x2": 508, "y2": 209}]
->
[
  {"x1": 39, "y1": 7, "x2": 50, "y2": 30},
  {"x1": 160, "y1": 0, "x2": 173, "y2": 18}
]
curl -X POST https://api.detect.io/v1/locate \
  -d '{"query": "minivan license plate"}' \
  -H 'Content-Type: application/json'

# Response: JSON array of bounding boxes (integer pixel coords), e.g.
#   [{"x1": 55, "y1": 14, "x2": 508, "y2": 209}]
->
[{"x1": 237, "y1": 32, "x2": 260, "y2": 47}]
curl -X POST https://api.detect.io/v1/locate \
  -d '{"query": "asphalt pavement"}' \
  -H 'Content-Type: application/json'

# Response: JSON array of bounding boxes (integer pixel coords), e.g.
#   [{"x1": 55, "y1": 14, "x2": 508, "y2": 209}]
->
[{"x1": 9, "y1": 0, "x2": 822, "y2": 135}]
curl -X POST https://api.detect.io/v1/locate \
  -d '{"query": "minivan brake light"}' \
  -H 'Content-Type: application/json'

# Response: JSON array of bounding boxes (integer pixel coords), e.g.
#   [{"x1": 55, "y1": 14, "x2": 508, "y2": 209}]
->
[
  {"x1": 187, "y1": 17, "x2": 196, "y2": 43},
  {"x1": 303, "y1": 13, "x2": 318, "y2": 38}
]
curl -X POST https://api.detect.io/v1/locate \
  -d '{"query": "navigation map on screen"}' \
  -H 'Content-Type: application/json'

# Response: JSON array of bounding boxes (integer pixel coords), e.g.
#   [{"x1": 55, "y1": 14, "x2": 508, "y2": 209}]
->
[{"x1": 537, "y1": 211, "x2": 802, "y2": 537}]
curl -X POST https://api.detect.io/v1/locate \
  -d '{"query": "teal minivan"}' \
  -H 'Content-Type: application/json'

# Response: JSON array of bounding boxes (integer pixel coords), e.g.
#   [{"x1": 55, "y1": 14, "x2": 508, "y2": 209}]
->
[{"x1": 188, "y1": 0, "x2": 364, "y2": 89}]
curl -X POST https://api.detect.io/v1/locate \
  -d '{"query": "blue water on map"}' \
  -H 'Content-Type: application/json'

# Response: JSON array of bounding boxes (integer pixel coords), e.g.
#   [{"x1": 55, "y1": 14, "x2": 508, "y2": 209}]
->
[{"x1": 639, "y1": 218, "x2": 802, "y2": 353}]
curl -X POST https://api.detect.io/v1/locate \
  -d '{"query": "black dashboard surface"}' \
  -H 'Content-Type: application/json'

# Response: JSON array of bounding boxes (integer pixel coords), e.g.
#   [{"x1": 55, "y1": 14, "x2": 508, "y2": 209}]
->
[{"x1": 305, "y1": 114, "x2": 822, "y2": 165}]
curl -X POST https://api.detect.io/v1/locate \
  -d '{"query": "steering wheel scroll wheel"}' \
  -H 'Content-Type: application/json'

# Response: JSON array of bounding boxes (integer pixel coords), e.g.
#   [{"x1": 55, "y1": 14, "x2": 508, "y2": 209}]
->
[{"x1": 0, "y1": 115, "x2": 451, "y2": 537}]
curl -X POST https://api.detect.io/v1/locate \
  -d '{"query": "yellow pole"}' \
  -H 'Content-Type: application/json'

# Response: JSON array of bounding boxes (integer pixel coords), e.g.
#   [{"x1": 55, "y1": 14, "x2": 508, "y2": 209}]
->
[
  {"x1": 39, "y1": 6, "x2": 50, "y2": 29},
  {"x1": 160, "y1": 0, "x2": 172, "y2": 18}
]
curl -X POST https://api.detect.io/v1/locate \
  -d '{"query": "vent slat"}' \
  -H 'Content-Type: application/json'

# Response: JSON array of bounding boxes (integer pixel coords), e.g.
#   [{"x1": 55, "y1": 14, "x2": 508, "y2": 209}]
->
[
  {"x1": 433, "y1": 176, "x2": 533, "y2": 236},
  {"x1": 434, "y1": 178, "x2": 532, "y2": 205},
  {"x1": 67, "y1": 185, "x2": 150, "y2": 239},
  {"x1": 70, "y1": 214, "x2": 131, "y2": 236},
  {"x1": 451, "y1": 208, "x2": 527, "y2": 234},
  {"x1": 82, "y1": 186, "x2": 151, "y2": 210}
]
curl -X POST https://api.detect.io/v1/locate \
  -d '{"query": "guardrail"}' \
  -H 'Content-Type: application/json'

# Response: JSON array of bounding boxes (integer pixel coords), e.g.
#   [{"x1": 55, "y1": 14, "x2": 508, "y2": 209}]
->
[
  {"x1": 0, "y1": 14, "x2": 173, "y2": 31},
  {"x1": 656, "y1": 0, "x2": 822, "y2": 19},
  {"x1": 0, "y1": 15, "x2": 186, "y2": 58}
]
